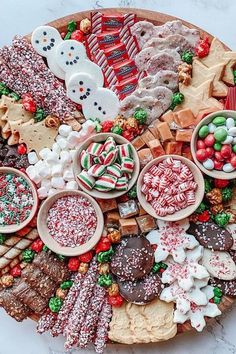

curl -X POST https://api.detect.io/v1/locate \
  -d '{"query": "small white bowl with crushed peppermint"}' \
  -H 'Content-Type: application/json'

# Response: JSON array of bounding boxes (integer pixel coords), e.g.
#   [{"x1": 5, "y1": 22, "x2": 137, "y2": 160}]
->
[{"x1": 37, "y1": 190, "x2": 104, "y2": 256}]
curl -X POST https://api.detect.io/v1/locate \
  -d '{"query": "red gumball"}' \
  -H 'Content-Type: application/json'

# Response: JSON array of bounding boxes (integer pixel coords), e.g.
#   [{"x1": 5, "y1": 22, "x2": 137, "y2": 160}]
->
[
  {"x1": 214, "y1": 159, "x2": 224, "y2": 170},
  {"x1": 71, "y1": 30, "x2": 84, "y2": 42},
  {"x1": 221, "y1": 145, "x2": 232, "y2": 159},
  {"x1": 230, "y1": 155, "x2": 236, "y2": 168},
  {"x1": 214, "y1": 151, "x2": 224, "y2": 161},
  {"x1": 204, "y1": 134, "x2": 215, "y2": 147},
  {"x1": 205, "y1": 147, "x2": 214, "y2": 158},
  {"x1": 196, "y1": 149, "x2": 208, "y2": 162},
  {"x1": 196, "y1": 140, "x2": 206, "y2": 149}
]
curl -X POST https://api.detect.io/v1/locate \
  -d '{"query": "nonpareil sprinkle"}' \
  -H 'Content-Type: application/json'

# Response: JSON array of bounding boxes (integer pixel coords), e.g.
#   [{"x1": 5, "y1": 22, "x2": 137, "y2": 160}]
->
[
  {"x1": 0, "y1": 173, "x2": 34, "y2": 226},
  {"x1": 47, "y1": 195, "x2": 97, "y2": 247}
]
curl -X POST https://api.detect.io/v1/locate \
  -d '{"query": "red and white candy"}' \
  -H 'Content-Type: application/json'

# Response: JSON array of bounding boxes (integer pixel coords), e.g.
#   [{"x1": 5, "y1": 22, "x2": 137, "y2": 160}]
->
[
  {"x1": 94, "y1": 174, "x2": 117, "y2": 191},
  {"x1": 87, "y1": 142, "x2": 104, "y2": 156},
  {"x1": 77, "y1": 170, "x2": 95, "y2": 190},
  {"x1": 142, "y1": 157, "x2": 197, "y2": 216}
]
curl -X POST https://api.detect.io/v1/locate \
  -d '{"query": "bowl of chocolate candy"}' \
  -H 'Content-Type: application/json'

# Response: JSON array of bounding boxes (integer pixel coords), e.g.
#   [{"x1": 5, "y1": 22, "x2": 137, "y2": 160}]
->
[
  {"x1": 137, "y1": 155, "x2": 205, "y2": 221},
  {"x1": 191, "y1": 110, "x2": 236, "y2": 179},
  {"x1": 73, "y1": 133, "x2": 140, "y2": 199}
]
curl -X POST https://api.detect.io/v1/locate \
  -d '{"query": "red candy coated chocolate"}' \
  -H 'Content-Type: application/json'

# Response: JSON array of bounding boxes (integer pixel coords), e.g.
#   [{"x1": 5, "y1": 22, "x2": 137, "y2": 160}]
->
[
  {"x1": 196, "y1": 149, "x2": 208, "y2": 162},
  {"x1": 197, "y1": 140, "x2": 206, "y2": 149},
  {"x1": 204, "y1": 134, "x2": 215, "y2": 147},
  {"x1": 221, "y1": 145, "x2": 232, "y2": 159}
]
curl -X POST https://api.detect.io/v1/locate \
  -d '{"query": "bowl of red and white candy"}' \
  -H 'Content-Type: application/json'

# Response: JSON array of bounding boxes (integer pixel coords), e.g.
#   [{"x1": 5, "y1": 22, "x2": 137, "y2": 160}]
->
[
  {"x1": 137, "y1": 155, "x2": 204, "y2": 221},
  {"x1": 73, "y1": 133, "x2": 140, "y2": 199},
  {"x1": 191, "y1": 110, "x2": 236, "y2": 179}
]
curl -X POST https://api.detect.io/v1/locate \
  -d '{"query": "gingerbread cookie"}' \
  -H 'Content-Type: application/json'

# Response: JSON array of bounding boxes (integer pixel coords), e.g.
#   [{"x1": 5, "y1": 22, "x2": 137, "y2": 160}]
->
[
  {"x1": 146, "y1": 219, "x2": 199, "y2": 264},
  {"x1": 110, "y1": 237, "x2": 154, "y2": 281},
  {"x1": 118, "y1": 272, "x2": 164, "y2": 304},
  {"x1": 187, "y1": 222, "x2": 233, "y2": 251},
  {"x1": 202, "y1": 249, "x2": 236, "y2": 280}
]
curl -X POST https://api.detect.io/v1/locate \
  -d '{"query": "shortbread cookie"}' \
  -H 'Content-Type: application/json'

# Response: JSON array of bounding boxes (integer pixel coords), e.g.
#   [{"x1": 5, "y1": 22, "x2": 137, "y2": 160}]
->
[{"x1": 108, "y1": 298, "x2": 177, "y2": 344}]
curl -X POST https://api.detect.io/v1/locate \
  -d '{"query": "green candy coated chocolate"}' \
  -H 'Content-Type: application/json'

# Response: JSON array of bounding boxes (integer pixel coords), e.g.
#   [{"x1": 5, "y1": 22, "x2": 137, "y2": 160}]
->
[
  {"x1": 60, "y1": 280, "x2": 73, "y2": 290},
  {"x1": 152, "y1": 263, "x2": 162, "y2": 273},
  {"x1": 214, "y1": 212, "x2": 230, "y2": 227},
  {"x1": 97, "y1": 274, "x2": 113, "y2": 287},
  {"x1": 134, "y1": 108, "x2": 147, "y2": 124},
  {"x1": 67, "y1": 20, "x2": 77, "y2": 32},
  {"x1": 43, "y1": 245, "x2": 49, "y2": 252},
  {"x1": 233, "y1": 145, "x2": 236, "y2": 153},
  {"x1": 0, "y1": 233, "x2": 6, "y2": 245},
  {"x1": 34, "y1": 108, "x2": 46, "y2": 122},
  {"x1": 49, "y1": 297, "x2": 63, "y2": 313},
  {"x1": 204, "y1": 178, "x2": 212, "y2": 193},
  {"x1": 212, "y1": 116, "x2": 226, "y2": 126},
  {"x1": 111, "y1": 125, "x2": 123, "y2": 135},
  {"x1": 181, "y1": 50, "x2": 194, "y2": 64},
  {"x1": 213, "y1": 287, "x2": 223, "y2": 298},
  {"x1": 221, "y1": 187, "x2": 233, "y2": 202},
  {"x1": 198, "y1": 125, "x2": 209, "y2": 138},
  {"x1": 214, "y1": 128, "x2": 227, "y2": 142},
  {"x1": 57, "y1": 254, "x2": 66, "y2": 260},
  {"x1": 234, "y1": 70, "x2": 236, "y2": 85},
  {"x1": 213, "y1": 142, "x2": 222, "y2": 151},
  {"x1": 196, "y1": 201, "x2": 206, "y2": 214},
  {"x1": 97, "y1": 247, "x2": 114, "y2": 263},
  {"x1": 127, "y1": 184, "x2": 137, "y2": 199},
  {"x1": 22, "y1": 249, "x2": 35, "y2": 263},
  {"x1": 213, "y1": 296, "x2": 221, "y2": 304},
  {"x1": 170, "y1": 92, "x2": 184, "y2": 110}
]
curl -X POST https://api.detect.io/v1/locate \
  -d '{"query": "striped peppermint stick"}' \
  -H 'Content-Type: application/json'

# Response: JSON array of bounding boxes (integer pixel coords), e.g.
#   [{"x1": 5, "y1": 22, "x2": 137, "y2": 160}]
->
[
  {"x1": 37, "y1": 312, "x2": 57, "y2": 334},
  {"x1": 94, "y1": 298, "x2": 112, "y2": 354}
]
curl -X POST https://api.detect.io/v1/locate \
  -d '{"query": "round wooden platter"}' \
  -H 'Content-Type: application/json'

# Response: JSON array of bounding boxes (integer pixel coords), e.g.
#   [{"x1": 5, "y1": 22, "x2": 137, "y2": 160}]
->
[{"x1": 26, "y1": 8, "x2": 234, "y2": 336}]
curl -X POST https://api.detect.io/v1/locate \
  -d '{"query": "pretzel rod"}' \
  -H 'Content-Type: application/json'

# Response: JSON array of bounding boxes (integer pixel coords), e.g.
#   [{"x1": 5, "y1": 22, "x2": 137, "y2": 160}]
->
[
  {"x1": 0, "y1": 229, "x2": 38, "y2": 269},
  {"x1": 0, "y1": 236, "x2": 21, "y2": 256},
  {"x1": 0, "y1": 256, "x2": 21, "y2": 276}
]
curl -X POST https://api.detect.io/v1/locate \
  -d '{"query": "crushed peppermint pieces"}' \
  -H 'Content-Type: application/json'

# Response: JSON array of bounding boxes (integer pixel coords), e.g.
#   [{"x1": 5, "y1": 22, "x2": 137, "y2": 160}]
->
[
  {"x1": 47, "y1": 195, "x2": 97, "y2": 247},
  {"x1": 0, "y1": 173, "x2": 34, "y2": 226}
]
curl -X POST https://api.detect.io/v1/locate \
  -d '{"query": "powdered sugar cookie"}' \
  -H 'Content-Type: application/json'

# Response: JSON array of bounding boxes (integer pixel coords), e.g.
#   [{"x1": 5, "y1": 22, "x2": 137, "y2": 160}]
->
[
  {"x1": 202, "y1": 249, "x2": 236, "y2": 280},
  {"x1": 162, "y1": 246, "x2": 209, "y2": 290},
  {"x1": 146, "y1": 219, "x2": 199, "y2": 264},
  {"x1": 173, "y1": 285, "x2": 221, "y2": 332}
]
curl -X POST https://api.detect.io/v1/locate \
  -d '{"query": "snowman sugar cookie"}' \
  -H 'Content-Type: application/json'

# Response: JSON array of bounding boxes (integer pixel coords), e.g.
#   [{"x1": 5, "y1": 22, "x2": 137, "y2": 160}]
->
[
  {"x1": 31, "y1": 26, "x2": 65, "y2": 80},
  {"x1": 67, "y1": 73, "x2": 120, "y2": 121},
  {"x1": 56, "y1": 40, "x2": 104, "y2": 87}
]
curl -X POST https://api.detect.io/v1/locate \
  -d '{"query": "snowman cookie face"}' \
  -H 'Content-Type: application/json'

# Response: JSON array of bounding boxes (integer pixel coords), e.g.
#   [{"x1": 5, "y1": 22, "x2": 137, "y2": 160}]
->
[
  {"x1": 31, "y1": 26, "x2": 62, "y2": 57},
  {"x1": 67, "y1": 73, "x2": 120, "y2": 121},
  {"x1": 56, "y1": 40, "x2": 87, "y2": 72}
]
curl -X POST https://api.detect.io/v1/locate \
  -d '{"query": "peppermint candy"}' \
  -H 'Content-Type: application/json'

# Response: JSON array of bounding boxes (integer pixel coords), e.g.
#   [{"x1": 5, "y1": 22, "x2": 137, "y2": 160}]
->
[
  {"x1": 94, "y1": 174, "x2": 117, "y2": 191},
  {"x1": 80, "y1": 150, "x2": 93, "y2": 170},
  {"x1": 87, "y1": 142, "x2": 104, "y2": 156},
  {"x1": 88, "y1": 164, "x2": 107, "y2": 177},
  {"x1": 121, "y1": 157, "x2": 134, "y2": 174},
  {"x1": 77, "y1": 170, "x2": 95, "y2": 190}
]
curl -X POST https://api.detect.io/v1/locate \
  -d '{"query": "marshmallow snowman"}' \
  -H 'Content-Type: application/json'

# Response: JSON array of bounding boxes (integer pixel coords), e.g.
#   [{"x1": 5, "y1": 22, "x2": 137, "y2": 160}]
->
[
  {"x1": 56, "y1": 40, "x2": 104, "y2": 87},
  {"x1": 67, "y1": 73, "x2": 120, "y2": 121},
  {"x1": 31, "y1": 25, "x2": 65, "y2": 80}
]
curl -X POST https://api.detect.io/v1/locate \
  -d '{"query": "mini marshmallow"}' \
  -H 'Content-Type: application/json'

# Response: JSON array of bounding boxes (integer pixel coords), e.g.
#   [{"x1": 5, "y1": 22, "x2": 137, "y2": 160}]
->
[
  {"x1": 65, "y1": 181, "x2": 78, "y2": 190},
  {"x1": 37, "y1": 161, "x2": 51, "y2": 178},
  {"x1": 37, "y1": 186, "x2": 48, "y2": 199},
  {"x1": 60, "y1": 150, "x2": 72, "y2": 166},
  {"x1": 39, "y1": 147, "x2": 51, "y2": 159},
  {"x1": 28, "y1": 151, "x2": 39, "y2": 165},
  {"x1": 63, "y1": 168, "x2": 75, "y2": 181},
  {"x1": 52, "y1": 142, "x2": 61, "y2": 155},
  {"x1": 57, "y1": 137, "x2": 69, "y2": 150},
  {"x1": 51, "y1": 164, "x2": 63, "y2": 177},
  {"x1": 67, "y1": 131, "x2": 81, "y2": 148},
  {"x1": 51, "y1": 176, "x2": 65, "y2": 189},
  {"x1": 69, "y1": 149, "x2": 77, "y2": 160},
  {"x1": 46, "y1": 151, "x2": 60, "y2": 165},
  {"x1": 48, "y1": 188, "x2": 57, "y2": 196},
  {"x1": 58, "y1": 124, "x2": 72, "y2": 137},
  {"x1": 26, "y1": 165, "x2": 42, "y2": 184},
  {"x1": 41, "y1": 179, "x2": 51, "y2": 190}
]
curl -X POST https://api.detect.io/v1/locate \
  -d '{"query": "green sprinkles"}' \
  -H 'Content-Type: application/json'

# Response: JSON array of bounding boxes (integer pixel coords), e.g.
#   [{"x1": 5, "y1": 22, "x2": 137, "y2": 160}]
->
[{"x1": 0, "y1": 173, "x2": 34, "y2": 226}]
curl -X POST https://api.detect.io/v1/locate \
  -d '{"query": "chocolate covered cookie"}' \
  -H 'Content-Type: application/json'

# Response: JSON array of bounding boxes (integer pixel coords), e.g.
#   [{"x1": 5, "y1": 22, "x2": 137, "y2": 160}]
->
[
  {"x1": 118, "y1": 273, "x2": 164, "y2": 305},
  {"x1": 187, "y1": 222, "x2": 233, "y2": 251},
  {"x1": 110, "y1": 237, "x2": 154, "y2": 281}
]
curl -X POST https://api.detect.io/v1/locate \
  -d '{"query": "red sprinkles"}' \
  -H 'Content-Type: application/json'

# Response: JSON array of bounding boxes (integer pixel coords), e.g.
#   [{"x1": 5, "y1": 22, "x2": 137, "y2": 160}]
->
[{"x1": 47, "y1": 195, "x2": 97, "y2": 247}]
